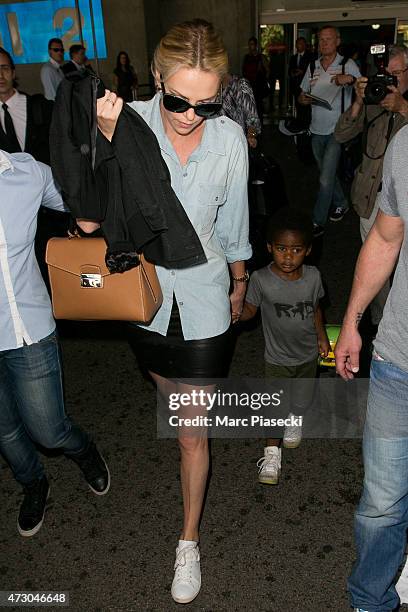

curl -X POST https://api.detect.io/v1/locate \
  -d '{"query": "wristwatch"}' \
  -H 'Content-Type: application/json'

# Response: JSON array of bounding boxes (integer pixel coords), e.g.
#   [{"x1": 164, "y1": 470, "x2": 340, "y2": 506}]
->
[{"x1": 232, "y1": 271, "x2": 250, "y2": 282}]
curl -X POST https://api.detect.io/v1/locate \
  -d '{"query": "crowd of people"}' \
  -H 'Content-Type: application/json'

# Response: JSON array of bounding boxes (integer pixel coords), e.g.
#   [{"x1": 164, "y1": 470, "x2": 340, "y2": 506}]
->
[
  {"x1": 1, "y1": 16, "x2": 408, "y2": 611},
  {"x1": 39, "y1": 38, "x2": 138, "y2": 102}
]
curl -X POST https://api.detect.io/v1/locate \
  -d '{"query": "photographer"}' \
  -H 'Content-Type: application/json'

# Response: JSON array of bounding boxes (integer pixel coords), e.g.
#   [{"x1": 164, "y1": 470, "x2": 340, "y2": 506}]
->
[{"x1": 335, "y1": 45, "x2": 408, "y2": 326}]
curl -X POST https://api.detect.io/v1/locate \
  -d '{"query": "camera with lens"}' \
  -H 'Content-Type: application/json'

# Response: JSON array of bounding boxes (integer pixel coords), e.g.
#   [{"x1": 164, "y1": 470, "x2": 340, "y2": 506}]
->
[{"x1": 364, "y1": 44, "x2": 397, "y2": 105}]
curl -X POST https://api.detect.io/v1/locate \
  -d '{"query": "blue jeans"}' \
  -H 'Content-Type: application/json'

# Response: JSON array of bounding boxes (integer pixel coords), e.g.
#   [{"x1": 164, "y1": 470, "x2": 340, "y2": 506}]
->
[
  {"x1": 311, "y1": 133, "x2": 348, "y2": 227},
  {"x1": 0, "y1": 332, "x2": 89, "y2": 485},
  {"x1": 349, "y1": 356, "x2": 408, "y2": 611}
]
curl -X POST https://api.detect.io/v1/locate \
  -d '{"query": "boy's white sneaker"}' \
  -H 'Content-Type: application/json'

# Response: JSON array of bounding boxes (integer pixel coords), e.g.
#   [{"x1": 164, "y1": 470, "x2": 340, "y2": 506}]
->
[
  {"x1": 171, "y1": 539, "x2": 201, "y2": 604},
  {"x1": 257, "y1": 446, "x2": 281, "y2": 485},
  {"x1": 283, "y1": 413, "x2": 303, "y2": 448}
]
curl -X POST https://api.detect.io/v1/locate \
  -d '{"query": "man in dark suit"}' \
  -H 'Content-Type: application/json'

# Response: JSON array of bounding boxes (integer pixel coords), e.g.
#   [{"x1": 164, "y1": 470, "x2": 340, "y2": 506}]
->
[
  {"x1": 62, "y1": 44, "x2": 87, "y2": 76},
  {"x1": 289, "y1": 37, "x2": 311, "y2": 97},
  {"x1": 289, "y1": 37, "x2": 312, "y2": 125},
  {"x1": 0, "y1": 47, "x2": 53, "y2": 163},
  {"x1": 0, "y1": 47, "x2": 69, "y2": 283}
]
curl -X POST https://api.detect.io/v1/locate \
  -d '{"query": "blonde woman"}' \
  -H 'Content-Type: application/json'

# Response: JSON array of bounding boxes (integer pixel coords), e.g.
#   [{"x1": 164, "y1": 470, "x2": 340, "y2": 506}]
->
[{"x1": 86, "y1": 19, "x2": 251, "y2": 604}]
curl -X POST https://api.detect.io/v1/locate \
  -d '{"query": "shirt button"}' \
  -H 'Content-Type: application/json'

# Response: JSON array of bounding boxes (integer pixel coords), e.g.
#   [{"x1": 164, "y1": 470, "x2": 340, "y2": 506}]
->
[
  {"x1": 179, "y1": 301, "x2": 184, "y2": 306},
  {"x1": 183, "y1": 173, "x2": 187, "y2": 177},
  {"x1": 221, "y1": 119, "x2": 225, "y2": 124},
  {"x1": 215, "y1": 196, "x2": 218, "y2": 201},
  {"x1": 171, "y1": 271, "x2": 175, "y2": 276}
]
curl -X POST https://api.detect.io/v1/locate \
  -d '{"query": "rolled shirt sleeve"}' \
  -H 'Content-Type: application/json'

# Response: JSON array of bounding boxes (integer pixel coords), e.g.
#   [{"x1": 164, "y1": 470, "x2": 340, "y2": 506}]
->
[
  {"x1": 347, "y1": 58, "x2": 362, "y2": 80},
  {"x1": 215, "y1": 130, "x2": 252, "y2": 263}
]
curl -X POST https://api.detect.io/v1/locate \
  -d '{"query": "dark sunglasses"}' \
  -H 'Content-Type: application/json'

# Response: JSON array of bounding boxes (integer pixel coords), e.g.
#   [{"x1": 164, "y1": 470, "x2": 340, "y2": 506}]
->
[
  {"x1": 51, "y1": 47, "x2": 64, "y2": 52},
  {"x1": 161, "y1": 81, "x2": 222, "y2": 118}
]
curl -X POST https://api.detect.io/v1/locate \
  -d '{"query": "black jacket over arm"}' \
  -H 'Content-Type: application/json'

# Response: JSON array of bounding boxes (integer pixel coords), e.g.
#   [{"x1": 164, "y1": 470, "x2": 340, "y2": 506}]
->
[{"x1": 49, "y1": 72, "x2": 206, "y2": 272}]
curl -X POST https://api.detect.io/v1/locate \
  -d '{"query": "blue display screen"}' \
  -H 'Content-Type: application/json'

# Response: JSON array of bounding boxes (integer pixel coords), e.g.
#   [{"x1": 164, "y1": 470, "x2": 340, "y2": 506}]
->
[{"x1": 0, "y1": 0, "x2": 107, "y2": 64}]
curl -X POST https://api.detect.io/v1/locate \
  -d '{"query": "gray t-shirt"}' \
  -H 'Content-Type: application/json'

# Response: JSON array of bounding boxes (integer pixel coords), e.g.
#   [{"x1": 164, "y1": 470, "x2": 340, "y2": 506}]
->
[
  {"x1": 374, "y1": 125, "x2": 408, "y2": 372},
  {"x1": 246, "y1": 264, "x2": 324, "y2": 366}
]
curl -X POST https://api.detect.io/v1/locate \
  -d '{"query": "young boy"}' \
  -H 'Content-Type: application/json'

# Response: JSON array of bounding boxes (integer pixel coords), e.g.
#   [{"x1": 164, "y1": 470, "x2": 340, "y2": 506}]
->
[{"x1": 241, "y1": 208, "x2": 330, "y2": 484}]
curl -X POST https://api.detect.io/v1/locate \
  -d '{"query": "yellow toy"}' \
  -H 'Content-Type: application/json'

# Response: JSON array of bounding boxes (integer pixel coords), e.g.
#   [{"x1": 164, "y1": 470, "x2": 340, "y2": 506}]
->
[{"x1": 319, "y1": 324, "x2": 341, "y2": 367}]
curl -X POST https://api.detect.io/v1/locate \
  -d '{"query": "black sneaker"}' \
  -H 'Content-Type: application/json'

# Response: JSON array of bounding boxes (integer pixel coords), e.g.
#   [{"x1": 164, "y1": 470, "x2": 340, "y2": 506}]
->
[
  {"x1": 313, "y1": 223, "x2": 324, "y2": 238},
  {"x1": 18, "y1": 475, "x2": 50, "y2": 537},
  {"x1": 329, "y1": 207, "x2": 348, "y2": 222},
  {"x1": 69, "y1": 442, "x2": 110, "y2": 495}
]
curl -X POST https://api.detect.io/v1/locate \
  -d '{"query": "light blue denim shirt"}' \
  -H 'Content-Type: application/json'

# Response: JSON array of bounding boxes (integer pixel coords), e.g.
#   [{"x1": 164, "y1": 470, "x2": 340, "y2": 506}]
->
[
  {"x1": 0, "y1": 150, "x2": 64, "y2": 351},
  {"x1": 128, "y1": 94, "x2": 252, "y2": 340}
]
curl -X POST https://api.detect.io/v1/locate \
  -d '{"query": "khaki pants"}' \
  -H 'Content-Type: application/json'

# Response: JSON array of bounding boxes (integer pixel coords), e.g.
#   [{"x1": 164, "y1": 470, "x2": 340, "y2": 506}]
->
[{"x1": 360, "y1": 193, "x2": 390, "y2": 325}]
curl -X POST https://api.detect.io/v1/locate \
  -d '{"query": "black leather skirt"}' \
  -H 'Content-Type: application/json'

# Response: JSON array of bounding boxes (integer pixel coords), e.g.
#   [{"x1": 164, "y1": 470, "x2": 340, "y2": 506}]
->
[{"x1": 127, "y1": 299, "x2": 233, "y2": 379}]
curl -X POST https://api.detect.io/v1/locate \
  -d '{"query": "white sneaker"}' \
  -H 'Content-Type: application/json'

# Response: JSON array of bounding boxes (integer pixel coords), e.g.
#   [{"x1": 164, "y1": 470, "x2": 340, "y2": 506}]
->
[
  {"x1": 171, "y1": 540, "x2": 201, "y2": 604},
  {"x1": 329, "y1": 206, "x2": 348, "y2": 222},
  {"x1": 257, "y1": 446, "x2": 281, "y2": 485},
  {"x1": 283, "y1": 413, "x2": 303, "y2": 449}
]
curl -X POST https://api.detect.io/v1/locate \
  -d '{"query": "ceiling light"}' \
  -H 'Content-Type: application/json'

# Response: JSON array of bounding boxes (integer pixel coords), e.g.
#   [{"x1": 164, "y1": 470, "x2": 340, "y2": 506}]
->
[{"x1": 372, "y1": 23, "x2": 380, "y2": 30}]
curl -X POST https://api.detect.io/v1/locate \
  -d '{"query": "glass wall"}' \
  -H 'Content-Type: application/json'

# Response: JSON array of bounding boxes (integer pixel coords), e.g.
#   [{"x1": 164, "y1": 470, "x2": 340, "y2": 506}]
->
[
  {"x1": 397, "y1": 20, "x2": 408, "y2": 46},
  {"x1": 259, "y1": 23, "x2": 294, "y2": 115}
]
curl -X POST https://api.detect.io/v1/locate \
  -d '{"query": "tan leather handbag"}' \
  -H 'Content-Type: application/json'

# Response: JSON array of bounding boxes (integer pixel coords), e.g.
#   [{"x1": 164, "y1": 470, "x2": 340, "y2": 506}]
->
[{"x1": 45, "y1": 236, "x2": 163, "y2": 322}]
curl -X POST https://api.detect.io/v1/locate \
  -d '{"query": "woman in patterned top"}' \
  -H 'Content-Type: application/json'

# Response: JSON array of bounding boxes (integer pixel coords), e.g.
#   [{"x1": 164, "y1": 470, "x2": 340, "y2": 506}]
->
[{"x1": 220, "y1": 73, "x2": 261, "y2": 147}]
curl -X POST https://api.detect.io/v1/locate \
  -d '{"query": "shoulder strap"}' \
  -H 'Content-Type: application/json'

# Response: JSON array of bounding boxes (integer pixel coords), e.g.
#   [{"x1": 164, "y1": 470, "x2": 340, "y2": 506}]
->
[
  {"x1": 362, "y1": 109, "x2": 394, "y2": 160},
  {"x1": 341, "y1": 57, "x2": 347, "y2": 113}
]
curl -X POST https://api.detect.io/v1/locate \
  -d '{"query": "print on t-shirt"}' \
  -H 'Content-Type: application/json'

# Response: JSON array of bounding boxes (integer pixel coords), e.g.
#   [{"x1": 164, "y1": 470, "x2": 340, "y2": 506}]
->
[{"x1": 274, "y1": 301, "x2": 314, "y2": 320}]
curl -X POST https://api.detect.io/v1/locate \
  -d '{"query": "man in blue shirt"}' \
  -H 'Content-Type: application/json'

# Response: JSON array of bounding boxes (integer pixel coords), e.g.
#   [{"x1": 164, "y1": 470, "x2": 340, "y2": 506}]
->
[
  {"x1": 40, "y1": 38, "x2": 64, "y2": 101},
  {"x1": 0, "y1": 149, "x2": 110, "y2": 537},
  {"x1": 299, "y1": 26, "x2": 361, "y2": 237}
]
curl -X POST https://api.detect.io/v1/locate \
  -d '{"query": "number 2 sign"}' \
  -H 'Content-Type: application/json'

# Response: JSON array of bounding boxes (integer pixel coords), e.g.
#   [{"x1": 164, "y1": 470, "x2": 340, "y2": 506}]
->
[{"x1": 0, "y1": 0, "x2": 107, "y2": 64}]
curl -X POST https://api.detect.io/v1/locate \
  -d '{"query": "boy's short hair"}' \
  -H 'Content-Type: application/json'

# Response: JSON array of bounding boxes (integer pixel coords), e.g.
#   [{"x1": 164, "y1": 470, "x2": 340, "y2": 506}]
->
[{"x1": 266, "y1": 208, "x2": 313, "y2": 246}]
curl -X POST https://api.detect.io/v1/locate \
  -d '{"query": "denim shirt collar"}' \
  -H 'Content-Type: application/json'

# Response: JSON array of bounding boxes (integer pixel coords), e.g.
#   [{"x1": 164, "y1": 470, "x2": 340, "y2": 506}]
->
[{"x1": 149, "y1": 93, "x2": 225, "y2": 162}]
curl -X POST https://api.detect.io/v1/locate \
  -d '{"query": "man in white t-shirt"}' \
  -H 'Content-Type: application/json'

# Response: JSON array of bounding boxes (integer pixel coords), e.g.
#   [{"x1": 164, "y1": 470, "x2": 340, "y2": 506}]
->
[{"x1": 299, "y1": 26, "x2": 361, "y2": 237}]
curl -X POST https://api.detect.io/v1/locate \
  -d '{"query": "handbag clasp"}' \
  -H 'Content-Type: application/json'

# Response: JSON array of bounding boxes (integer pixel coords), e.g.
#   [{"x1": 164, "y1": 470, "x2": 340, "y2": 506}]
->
[{"x1": 80, "y1": 273, "x2": 103, "y2": 288}]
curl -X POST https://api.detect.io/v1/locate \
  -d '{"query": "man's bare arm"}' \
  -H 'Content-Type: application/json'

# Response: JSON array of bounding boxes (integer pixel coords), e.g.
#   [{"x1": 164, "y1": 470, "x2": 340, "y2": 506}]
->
[
  {"x1": 335, "y1": 210, "x2": 404, "y2": 379},
  {"x1": 345, "y1": 210, "x2": 403, "y2": 322}
]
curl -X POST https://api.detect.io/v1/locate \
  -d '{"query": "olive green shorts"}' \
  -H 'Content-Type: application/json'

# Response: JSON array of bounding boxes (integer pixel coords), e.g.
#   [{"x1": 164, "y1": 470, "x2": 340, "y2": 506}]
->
[{"x1": 264, "y1": 358, "x2": 317, "y2": 379}]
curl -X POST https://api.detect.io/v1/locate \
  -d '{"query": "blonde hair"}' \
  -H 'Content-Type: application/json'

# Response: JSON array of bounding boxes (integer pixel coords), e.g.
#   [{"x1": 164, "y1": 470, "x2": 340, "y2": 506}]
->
[{"x1": 152, "y1": 18, "x2": 229, "y2": 82}]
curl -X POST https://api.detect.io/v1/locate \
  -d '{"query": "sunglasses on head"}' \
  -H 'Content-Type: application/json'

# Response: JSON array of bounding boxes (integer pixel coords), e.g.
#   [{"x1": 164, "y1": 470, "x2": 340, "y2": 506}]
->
[{"x1": 160, "y1": 81, "x2": 222, "y2": 118}]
